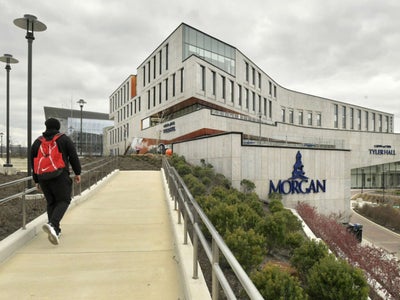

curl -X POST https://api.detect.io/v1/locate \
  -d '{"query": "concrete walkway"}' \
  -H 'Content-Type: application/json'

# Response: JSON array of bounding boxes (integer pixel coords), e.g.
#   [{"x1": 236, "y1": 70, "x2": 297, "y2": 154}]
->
[{"x1": 0, "y1": 171, "x2": 185, "y2": 299}]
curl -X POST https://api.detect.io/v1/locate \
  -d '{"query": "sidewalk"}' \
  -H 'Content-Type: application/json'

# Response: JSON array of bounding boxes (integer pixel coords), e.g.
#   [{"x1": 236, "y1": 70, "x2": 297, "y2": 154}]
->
[{"x1": 0, "y1": 171, "x2": 185, "y2": 299}]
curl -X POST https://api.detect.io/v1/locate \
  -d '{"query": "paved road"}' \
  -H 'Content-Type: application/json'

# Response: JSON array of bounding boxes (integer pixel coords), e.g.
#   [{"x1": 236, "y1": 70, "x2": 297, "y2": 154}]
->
[{"x1": 350, "y1": 209, "x2": 400, "y2": 259}]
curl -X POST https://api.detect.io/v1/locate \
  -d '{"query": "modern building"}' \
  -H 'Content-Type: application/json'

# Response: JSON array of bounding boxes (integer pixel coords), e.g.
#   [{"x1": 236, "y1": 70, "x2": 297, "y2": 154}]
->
[
  {"x1": 107, "y1": 23, "x2": 400, "y2": 219},
  {"x1": 44, "y1": 106, "x2": 113, "y2": 156}
]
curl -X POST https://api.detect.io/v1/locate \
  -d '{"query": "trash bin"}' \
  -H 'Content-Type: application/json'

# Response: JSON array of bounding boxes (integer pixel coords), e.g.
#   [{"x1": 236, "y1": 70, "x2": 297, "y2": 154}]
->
[{"x1": 346, "y1": 223, "x2": 363, "y2": 243}]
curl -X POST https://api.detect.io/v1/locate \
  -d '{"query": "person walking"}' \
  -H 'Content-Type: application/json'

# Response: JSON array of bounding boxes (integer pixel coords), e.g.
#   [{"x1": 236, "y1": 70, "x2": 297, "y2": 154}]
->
[{"x1": 31, "y1": 118, "x2": 81, "y2": 245}]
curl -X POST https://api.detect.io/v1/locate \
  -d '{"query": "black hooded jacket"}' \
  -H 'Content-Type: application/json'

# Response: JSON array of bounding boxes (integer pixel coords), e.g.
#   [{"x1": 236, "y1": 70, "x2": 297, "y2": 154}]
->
[{"x1": 31, "y1": 129, "x2": 81, "y2": 183}]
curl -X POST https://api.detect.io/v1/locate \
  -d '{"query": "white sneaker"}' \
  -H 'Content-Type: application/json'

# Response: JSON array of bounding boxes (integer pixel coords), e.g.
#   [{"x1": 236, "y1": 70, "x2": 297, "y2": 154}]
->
[{"x1": 42, "y1": 223, "x2": 59, "y2": 245}]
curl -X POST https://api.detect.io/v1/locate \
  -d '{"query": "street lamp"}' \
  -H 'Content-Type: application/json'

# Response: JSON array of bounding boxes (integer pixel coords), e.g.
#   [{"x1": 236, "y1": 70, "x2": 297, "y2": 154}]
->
[
  {"x1": 0, "y1": 54, "x2": 18, "y2": 167},
  {"x1": 361, "y1": 169, "x2": 364, "y2": 194},
  {"x1": 14, "y1": 14, "x2": 46, "y2": 177},
  {"x1": 77, "y1": 99, "x2": 86, "y2": 156}
]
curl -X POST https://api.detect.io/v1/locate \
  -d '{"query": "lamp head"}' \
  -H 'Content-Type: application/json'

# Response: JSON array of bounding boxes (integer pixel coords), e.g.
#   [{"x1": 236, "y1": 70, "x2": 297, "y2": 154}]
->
[
  {"x1": 77, "y1": 99, "x2": 87, "y2": 108},
  {"x1": 0, "y1": 54, "x2": 19, "y2": 65},
  {"x1": 14, "y1": 14, "x2": 47, "y2": 33}
]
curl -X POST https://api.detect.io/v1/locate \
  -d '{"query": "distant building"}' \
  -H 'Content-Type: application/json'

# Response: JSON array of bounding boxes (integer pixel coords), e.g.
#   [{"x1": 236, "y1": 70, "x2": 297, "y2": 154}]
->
[{"x1": 44, "y1": 106, "x2": 113, "y2": 156}]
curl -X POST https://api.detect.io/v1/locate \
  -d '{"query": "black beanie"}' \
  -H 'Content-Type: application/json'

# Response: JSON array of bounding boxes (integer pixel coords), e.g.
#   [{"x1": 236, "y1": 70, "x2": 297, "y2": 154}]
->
[{"x1": 45, "y1": 118, "x2": 61, "y2": 130}]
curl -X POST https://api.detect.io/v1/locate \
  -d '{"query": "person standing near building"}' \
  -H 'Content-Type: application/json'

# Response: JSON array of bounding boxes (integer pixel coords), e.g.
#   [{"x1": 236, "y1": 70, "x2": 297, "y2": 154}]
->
[{"x1": 31, "y1": 118, "x2": 81, "y2": 245}]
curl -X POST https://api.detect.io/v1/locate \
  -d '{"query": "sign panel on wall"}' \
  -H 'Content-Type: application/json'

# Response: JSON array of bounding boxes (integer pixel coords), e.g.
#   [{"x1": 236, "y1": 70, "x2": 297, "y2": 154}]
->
[{"x1": 269, "y1": 151, "x2": 327, "y2": 195}]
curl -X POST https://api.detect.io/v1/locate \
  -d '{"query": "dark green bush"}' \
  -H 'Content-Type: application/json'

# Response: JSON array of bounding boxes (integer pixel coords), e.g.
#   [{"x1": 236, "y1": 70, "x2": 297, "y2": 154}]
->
[
  {"x1": 225, "y1": 228, "x2": 266, "y2": 272},
  {"x1": 306, "y1": 255, "x2": 369, "y2": 300},
  {"x1": 251, "y1": 263, "x2": 306, "y2": 300},
  {"x1": 290, "y1": 239, "x2": 329, "y2": 282}
]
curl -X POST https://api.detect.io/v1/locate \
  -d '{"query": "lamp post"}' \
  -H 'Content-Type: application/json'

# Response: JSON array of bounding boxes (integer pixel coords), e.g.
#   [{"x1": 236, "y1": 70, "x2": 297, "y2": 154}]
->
[
  {"x1": 0, "y1": 54, "x2": 18, "y2": 167},
  {"x1": 77, "y1": 99, "x2": 86, "y2": 156},
  {"x1": 0, "y1": 132, "x2": 3, "y2": 158},
  {"x1": 14, "y1": 14, "x2": 46, "y2": 177},
  {"x1": 361, "y1": 169, "x2": 364, "y2": 194}
]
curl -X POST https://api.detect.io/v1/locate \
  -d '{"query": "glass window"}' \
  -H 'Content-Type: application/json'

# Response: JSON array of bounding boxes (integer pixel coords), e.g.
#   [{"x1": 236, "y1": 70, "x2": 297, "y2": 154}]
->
[
  {"x1": 342, "y1": 106, "x2": 346, "y2": 129},
  {"x1": 372, "y1": 113, "x2": 376, "y2": 131},
  {"x1": 252, "y1": 92, "x2": 255, "y2": 111},
  {"x1": 153, "y1": 56, "x2": 156, "y2": 79},
  {"x1": 159, "y1": 83, "x2": 162, "y2": 104},
  {"x1": 245, "y1": 88, "x2": 249, "y2": 108},
  {"x1": 289, "y1": 110, "x2": 294, "y2": 123},
  {"x1": 172, "y1": 73, "x2": 176, "y2": 97},
  {"x1": 147, "y1": 61, "x2": 150, "y2": 83},
  {"x1": 238, "y1": 84, "x2": 242, "y2": 106},
  {"x1": 221, "y1": 75, "x2": 226, "y2": 99},
  {"x1": 299, "y1": 111, "x2": 303, "y2": 125},
  {"x1": 180, "y1": 68, "x2": 184, "y2": 93},
  {"x1": 317, "y1": 113, "x2": 321, "y2": 126},
  {"x1": 183, "y1": 25, "x2": 235, "y2": 75},
  {"x1": 212, "y1": 71, "x2": 216, "y2": 95},
  {"x1": 350, "y1": 108, "x2": 354, "y2": 129},
  {"x1": 165, "y1": 78, "x2": 168, "y2": 101},
  {"x1": 307, "y1": 112, "x2": 312, "y2": 125},
  {"x1": 263, "y1": 98, "x2": 267, "y2": 116},
  {"x1": 281, "y1": 108, "x2": 286, "y2": 122},
  {"x1": 230, "y1": 80, "x2": 234, "y2": 103},
  {"x1": 159, "y1": 50, "x2": 162, "y2": 75},
  {"x1": 268, "y1": 100, "x2": 272, "y2": 118},
  {"x1": 334, "y1": 104, "x2": 338, "y2": 128},
  {"x1": 201, "y1": 65, "x2": 205, "y2": 91}
]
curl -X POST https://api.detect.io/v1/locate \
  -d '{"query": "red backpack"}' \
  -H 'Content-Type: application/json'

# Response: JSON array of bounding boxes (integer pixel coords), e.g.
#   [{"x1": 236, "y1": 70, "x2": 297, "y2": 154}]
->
[{"x1": 34, "y1": 133, "x2": 66, "y2": 180}]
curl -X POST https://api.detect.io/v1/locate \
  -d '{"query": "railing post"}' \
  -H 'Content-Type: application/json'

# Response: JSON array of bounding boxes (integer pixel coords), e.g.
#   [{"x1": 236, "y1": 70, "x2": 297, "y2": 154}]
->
[
  {"x1": 22, "y1": 183, "x2": 27, "y2": 230},
  {"x1": 88, "y1": 169, "x2": 91, "y2": 189},
  {"x1": 212, "y1": 238, "x2": 220, "y2": 300},
  {"x1": 177, "y1": 188, "x2": 182, "y2": 225},
  {"x1": 192, "y1": 211, "x2": 199, "y2": 279}
]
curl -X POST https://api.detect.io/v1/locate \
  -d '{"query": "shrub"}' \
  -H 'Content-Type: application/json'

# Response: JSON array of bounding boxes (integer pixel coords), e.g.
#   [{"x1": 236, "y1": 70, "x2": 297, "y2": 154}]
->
[
  {"x1": 306, "y1": 255, "x2": 369, "y2": 300},
  {"x1": 355, "y1": 204, "x2": 400, "y2": 232},
  {"x1": 290, "y1": 239, "x2": 329, "y2": 282},
  {"x1": 268, "y1": 192, "x2": 282, "y2": 201},
  {"x1": 225, "y1": 228, "x2": 266, "y2": 272},
  {"x1": 240, "y1": 179, "x2": 255, "y2": 193},
  {"x1": 251, "y1": 263, "x2": 306, "y2": 300},
  {"x1": 175, "y1": 162, "x2": 192, "y2": 176},
  {"x1": 268, "y1": 199, "x2": 285, "y2": 213},
  {"x1": 182, "y1": 173, "x2": 206, "y2": 197},
  {"x1": 297, "y1": 202, "x2": 400, "y2": 299}
]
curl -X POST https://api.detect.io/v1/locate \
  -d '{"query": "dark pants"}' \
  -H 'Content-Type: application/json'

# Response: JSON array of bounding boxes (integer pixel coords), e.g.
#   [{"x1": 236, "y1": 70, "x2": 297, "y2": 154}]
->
[{"x1": 39, "y1": 171, "x2": 72, "y2": 235}]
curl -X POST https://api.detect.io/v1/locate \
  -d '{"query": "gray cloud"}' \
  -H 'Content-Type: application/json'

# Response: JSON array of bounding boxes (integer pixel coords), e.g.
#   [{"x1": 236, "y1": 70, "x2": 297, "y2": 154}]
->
[{"x1": 0, "y1": 0, "x2": 399, "y2": 146}]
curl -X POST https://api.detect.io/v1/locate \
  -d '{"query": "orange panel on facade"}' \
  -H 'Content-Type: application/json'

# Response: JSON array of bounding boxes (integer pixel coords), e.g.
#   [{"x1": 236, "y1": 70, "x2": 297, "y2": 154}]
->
[{"x1": 131, "y1": 75, "x2": 137, "y2": 98}]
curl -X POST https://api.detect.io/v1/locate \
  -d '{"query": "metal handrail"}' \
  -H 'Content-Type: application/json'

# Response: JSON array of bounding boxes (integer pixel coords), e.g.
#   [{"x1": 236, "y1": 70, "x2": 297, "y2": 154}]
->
[
  {"x1": 0, "y1": 157, "x2": 118, "y2": 231},
  {"x1": 162, "y1": 158, "x2": 263, "y2": 300}
]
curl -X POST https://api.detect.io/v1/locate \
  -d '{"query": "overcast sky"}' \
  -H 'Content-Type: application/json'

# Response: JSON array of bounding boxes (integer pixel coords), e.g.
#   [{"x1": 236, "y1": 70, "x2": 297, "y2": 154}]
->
[{"x1": 0, "y1": 0, "x2": 399, "y2": 146}]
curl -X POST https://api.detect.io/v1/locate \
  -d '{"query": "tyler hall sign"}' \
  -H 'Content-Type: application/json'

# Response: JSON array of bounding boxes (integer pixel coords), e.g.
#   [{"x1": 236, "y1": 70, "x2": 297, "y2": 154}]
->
[
  {"x1": 269, "y1": 151, "x2": 327, "y2": 195},
  {"x1": 369, "y1": 145, "x2": 396, "y2": 155}
]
